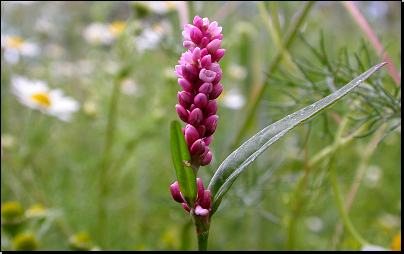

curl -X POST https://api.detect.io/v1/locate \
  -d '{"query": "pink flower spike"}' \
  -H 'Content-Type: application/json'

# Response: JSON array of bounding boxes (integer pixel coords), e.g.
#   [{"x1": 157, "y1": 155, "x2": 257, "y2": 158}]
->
[
  {"x1": 205, "y1": 121, "x2": 218, "y2": 136},
  {"x1": 203, "y1": 115, "x2": 219, "y2": 127},
  {"x1": 199, "y1": 69, "x2": 216, "y2": 83},
  {"x1": 196, "y1": 178, "x2": 205, "y2": 199},
  {"x1": 195, "y1": 205, "x2": 209, "y2": 216}
]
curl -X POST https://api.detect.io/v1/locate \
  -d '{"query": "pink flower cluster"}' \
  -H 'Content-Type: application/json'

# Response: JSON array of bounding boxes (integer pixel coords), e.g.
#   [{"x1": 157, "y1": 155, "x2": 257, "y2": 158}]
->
[
  {"x1": 170, "y1": 178, "x2": 211, "y2": 216},
  {"x1": 174, "y1": 15, "x2": 225, "y2": 167}
]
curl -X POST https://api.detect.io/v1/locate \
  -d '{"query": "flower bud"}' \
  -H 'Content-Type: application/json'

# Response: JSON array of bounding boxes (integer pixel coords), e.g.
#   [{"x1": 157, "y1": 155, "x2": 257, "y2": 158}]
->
[
  {"x1": 194, "y1": 93, "x2": 208, "y2": 108},
  {"x1": 190, "y1": 139, "x2": 205, "y2": 156},
  {"x1": 206, "y1": 39, "x2": 221, "y2": 54},
  {"x1": 200, "y1": 55, "x2": 212, "y2": 69},
  {"x1": 182, "y1": 203, "x2": 190, "y2": 212},
  {"x1": 185, "y1": 124, "x2": 199, "y2": 148},
  {"x1": 203, "y1": 135, "x2": 213, "y2": 146},
  {"x1": 200, "y1": 190, "x2": 211, "y2": 209},
  {"x1": 201, "y1": 152, "x2": 212, "y2": 166},
  {"x1": 212, "y1": 49, "x2": 226, "y2": 62},
  {"x1": 178, "y1": 78, "x2": 194, "y2": 93},
  {"x1": 204, "y1": 100, "x2": 218, "y2": 117},
  {"x1": 192, "y1": 47, "x2": 201, "y2": 63},
  {"x1": 188, "y1": 108, "x2": 203, "y2": 127},
  {"x1": 190, "y1": 27, "x2": 203, "y2": 44},
  {"x1": 198, "y1": 82, "x2": 213, "y2": 94},
  {"x1": 175, "y1": 104, "x2": 189, "y2": 123},
  {"x1": 182, "y1": 64, "x2": 198, "y2": 81},
  {"x1": 210, "y1": 84, "x2": 223, "y2": 99},
  {"x1": 196, "y1": 178, "x2": 205, "y2": 199},
  {"x1": 170, "y1": 182, "x2": 184, "y2": 203}
]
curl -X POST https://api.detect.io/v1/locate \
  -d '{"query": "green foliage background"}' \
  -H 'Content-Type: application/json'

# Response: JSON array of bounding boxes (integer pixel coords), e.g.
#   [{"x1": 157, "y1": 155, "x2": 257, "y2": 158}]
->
[{"x1": 1, "y1": 1, "x2": 401, "y2": 251}]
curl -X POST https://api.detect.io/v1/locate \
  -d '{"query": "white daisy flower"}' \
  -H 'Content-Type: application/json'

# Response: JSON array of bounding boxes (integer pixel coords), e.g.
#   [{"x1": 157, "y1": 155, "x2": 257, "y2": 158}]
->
[
  {"x1": 83, "y1": 21, "x2": 126, "y2": 45},
  {"x1": 1, "y1": 35, "x2": 39, "y2": 64},
  {"x1": 10, "y1": 76, "x2": 80, "y2": 122}
]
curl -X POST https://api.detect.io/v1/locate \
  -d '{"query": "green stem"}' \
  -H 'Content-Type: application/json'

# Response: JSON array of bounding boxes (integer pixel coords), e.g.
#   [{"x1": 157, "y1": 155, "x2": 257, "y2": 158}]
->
[
  {"x1": 328, "y1": 117, "x2": 371, "y2": 247},
  {"x1": 98, "y1": 76, "x2": 122, "y2": 250},
  {"x1": 192, "y1": 211, "x2": 211, "y2": 251},
  {"x1": 329, "y1": 161, "x2": 370, "y2": 247},
  {"x1": 225, "y1": 1, "x2": 315, "y2": 157}
]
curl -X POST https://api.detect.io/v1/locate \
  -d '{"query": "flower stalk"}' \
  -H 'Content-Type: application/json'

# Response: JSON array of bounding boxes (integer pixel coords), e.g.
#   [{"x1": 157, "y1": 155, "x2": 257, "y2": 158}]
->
[{"x1": 171, "y1": 15, "x2": 225, "y2": 251}]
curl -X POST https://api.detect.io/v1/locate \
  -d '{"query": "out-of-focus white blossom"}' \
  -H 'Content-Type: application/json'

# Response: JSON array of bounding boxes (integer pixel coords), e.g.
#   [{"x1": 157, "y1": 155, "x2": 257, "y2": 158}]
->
[
  {"x1": 221, "y1": 88, "x2": 246, "y2": 110},
  {"x1": 134, "y1": 21, "x2": 170, "y2": 53},
  {"x1": 10, "y1": 76, "x2": 80, "y2": 122},
  {"x1": 1, "y1": 35, "x2": 39, "y2": 64},
  {"x1": 83, "y1": 21, "x2": 126, "y2": 45},
  {"x1": 361, "y1": 245, "x2": 389, "y2": 251}
]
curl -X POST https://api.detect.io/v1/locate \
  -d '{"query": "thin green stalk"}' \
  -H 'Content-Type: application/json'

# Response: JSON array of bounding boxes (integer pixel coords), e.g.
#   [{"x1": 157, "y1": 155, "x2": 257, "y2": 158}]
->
[
  {"x1": 329, "y1": 159, "x2": 370, "y2": 247},
  {"x1": 192, "y1": 211, "x2": 211, "y2": 251},
  {"x1": 98, "y1": 77, "x2": 122, "y2": 250},
  {"x1": 257, "y1": 1, "x2": 302, "y2": 76},
  {"x1": 331, "y1": 124, "x2": 387, "y2": 249},
  {"x1": 226, "y1": 1, "x2": 315, "y2": 156},
  {"x1": 328, "y1": 117, "x2": 371, "y2": 247}
]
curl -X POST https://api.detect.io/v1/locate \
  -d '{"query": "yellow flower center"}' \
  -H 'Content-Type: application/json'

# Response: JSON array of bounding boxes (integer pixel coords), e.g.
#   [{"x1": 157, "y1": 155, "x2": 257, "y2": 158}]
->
[
  {"x1": 31, "y1": 92, "x2": 51, "y2": 107},
  {"x1": 109, "y1": 21, "x2": 126, "y2": 36},
  {"x1": 392, "y1": 232, "x2": 401, "y2": 251},
  {"x1": 6, "y1": 36, "x2": 25, "y2": 49}
]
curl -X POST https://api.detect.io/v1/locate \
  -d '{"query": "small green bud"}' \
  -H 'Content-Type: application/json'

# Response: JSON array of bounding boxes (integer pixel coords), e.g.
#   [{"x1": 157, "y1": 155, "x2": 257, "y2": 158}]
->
[
  {"x1": 1, "y1": 202, "x2": 25, "y2": 236},
  {"x1": 12, "y1": 233, "x2": 38, "y2": 251},
  {"x1": 1, "y1": 202, "x2": 24, "y2": 221},
  {"x1": 69, "y1": 232, "x2": 93, "y2": 251}
]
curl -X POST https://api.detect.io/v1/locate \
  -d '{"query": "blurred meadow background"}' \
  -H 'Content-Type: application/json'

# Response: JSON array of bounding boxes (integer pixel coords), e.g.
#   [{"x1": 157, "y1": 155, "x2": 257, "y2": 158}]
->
[{"x1": 1, "y1": 1, "x2": 401, "y2": 251}]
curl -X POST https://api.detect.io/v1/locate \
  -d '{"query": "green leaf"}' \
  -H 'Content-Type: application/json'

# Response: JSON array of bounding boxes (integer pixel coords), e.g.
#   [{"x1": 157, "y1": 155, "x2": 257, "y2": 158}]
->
[
  {"x1": 170, "y1": 120, "x2": 197, "y2": 207},
  {"x1": 208, "y1": 62, "x2": 387, "y2": 216}
]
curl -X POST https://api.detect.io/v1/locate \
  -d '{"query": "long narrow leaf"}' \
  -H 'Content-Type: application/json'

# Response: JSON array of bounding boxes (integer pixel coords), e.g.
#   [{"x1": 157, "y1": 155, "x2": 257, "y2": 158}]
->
[
  {"x1": 208, "y1": 62, "x2": 387, "y2": 215},
  {"x1": 170, "y1": 120, "x2": 197, "y2": 207}
]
